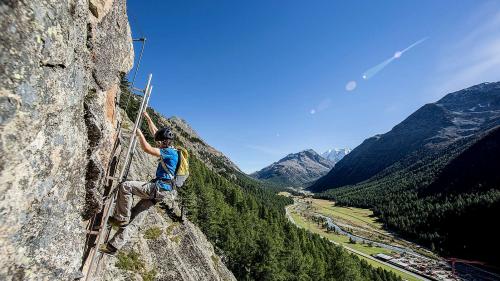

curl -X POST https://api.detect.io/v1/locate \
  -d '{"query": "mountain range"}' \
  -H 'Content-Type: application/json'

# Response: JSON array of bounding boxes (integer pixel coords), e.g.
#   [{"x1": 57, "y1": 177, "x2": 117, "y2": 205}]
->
[
  {"x1": 250, "y1": 149, "x2": 334, "y2": 188},
  {"x1": 118, "y1": 88, "x2": 395, "y2": 280},
  {"x1": 310, "y1": 82, "x2": 500, "y2": 267},
  {"x1": 310, "y1": 82, "x2": 500, "y2": 192}
]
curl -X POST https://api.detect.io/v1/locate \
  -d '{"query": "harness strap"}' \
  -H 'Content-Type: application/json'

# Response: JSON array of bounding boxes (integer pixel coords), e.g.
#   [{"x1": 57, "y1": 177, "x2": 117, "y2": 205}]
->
[{"x1": 149, "y1": 179, "x2": 172, "y2": 204}]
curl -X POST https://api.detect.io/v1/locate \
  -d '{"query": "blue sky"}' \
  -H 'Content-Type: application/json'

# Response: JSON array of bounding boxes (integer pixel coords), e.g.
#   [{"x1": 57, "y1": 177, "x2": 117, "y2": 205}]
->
[{"x1": 126, "y1": 0, "x2": 500, "y2": 173}]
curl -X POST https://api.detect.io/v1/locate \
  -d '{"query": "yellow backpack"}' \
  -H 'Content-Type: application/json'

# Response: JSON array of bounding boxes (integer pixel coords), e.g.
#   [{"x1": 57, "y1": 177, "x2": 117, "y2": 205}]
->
[
  {"x1": 159, "y1": 147, "x2": 189, "y2": 188},
  {"x1": 173, "y1": 147, "x2": 189, "y2": 187}
]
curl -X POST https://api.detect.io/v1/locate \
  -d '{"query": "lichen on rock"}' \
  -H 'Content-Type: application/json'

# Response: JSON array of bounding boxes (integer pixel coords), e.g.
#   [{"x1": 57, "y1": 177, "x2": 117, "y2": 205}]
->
[
  {"x1": 0, "y1": 0, "x2": 132, "y2": 279},
  {"x1": 1, "y1": 1, "x2": 236, "y2": 280}
]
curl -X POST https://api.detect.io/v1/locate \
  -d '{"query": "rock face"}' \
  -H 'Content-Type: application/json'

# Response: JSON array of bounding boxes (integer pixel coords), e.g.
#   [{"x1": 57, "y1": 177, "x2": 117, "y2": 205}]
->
[
  {"x1": 0, "y1": 0, "x2": 133, "y2": 279},
  {"x1": 99, "y1": 214, "x2": 236, "y2": 281},
  {"x1": 310, "y1": 82, "x2": 500, "y2": 192},
  {"x1": 0, "y1": 1, "x2": 237, "y2": 279},
  {"x1": 251, "y1": 149, "x2": 334, "y2": 188}
]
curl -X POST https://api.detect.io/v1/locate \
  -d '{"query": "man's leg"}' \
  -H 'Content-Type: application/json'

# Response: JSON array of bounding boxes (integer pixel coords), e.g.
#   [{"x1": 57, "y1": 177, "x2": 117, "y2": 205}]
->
[
  {"x1": 103, "y1": 182, "x2": 169, "y2": 253},
  {"x1": 108, "y1": 198, "x2": 155, "y2": 250},
  {"x1": 112, "y1": 181, "x2": 152, "y2": 223}
]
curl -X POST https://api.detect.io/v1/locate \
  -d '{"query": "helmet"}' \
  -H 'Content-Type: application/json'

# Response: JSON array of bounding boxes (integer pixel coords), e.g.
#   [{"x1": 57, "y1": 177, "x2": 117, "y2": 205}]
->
[{"x1": 154, "y1": 127, "x2": 175, "y2": 142}]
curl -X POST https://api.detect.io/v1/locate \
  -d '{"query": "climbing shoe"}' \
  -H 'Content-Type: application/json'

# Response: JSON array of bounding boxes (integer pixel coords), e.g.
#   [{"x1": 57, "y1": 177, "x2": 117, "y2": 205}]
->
[
  {"x1": 99, "y1": 243, "x2": 117, "y2": 256},
  {"x1": 107, "y1": 217, "x2": 128, "y2": 227}
]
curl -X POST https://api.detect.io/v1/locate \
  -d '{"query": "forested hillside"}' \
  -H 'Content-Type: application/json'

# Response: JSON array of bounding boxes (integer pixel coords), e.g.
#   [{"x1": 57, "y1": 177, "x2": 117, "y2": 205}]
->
[
  {"x1": 320, "y1": 126, "x2": 500, "y2": 268},
  {"x1": 119, "y1": 80, "x2": 402, "y2": 280}
]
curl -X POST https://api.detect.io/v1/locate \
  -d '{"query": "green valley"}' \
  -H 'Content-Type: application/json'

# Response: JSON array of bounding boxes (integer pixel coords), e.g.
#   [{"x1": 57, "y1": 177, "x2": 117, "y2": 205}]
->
[{"x1": 283, "y1": 193, "x2": 456, "y2": 280}]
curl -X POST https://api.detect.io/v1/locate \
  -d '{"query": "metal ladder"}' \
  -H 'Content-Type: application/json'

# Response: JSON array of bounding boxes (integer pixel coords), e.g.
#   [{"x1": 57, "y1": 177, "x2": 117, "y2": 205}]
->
[{"x1": 79, "y1": 35, "x2": 154, "y2": 278}]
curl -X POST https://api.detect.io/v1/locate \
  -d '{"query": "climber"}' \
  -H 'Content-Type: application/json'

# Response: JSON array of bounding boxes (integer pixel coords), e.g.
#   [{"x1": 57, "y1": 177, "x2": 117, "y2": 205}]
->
[{"x1": 99, "y1": 112, "x2": 178, "y2": 255}]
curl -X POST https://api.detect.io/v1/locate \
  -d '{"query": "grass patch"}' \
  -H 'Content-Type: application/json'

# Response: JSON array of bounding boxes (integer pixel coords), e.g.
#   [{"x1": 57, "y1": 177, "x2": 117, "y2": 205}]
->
[
  {"x1": 313, "y1": 199, "x2": 383, "y2": 229},
  {"x1": 141, "y1": 269, "x2": 157, "y2": 281},
  {"x1": 211, "y1": 254, "x2": 219, "y2": 265},
  {"x1": 116, "y1": 250, "x2": 157, "y2": 281},
  {"x1": 291, "y1": 211, "x2": 392, "y2": 255},
  {"x1": 165, "y1": 222, "x2": 180, "y2": 235},
  {"x1": 116, "y1": 250, "x2": 145, "y2": 272},
  {"x1": 170, "y1": 235, "x2": 181, "y2": 244},
  {"x1": 311, "y1": 198, "x2": 433, "y2": 257},
  {"x1": 144, "y1": 226, "x2": 162, "y2": 240},
  {"x1": 358, "y1": 255, "x2": 420, "y2": 281}
]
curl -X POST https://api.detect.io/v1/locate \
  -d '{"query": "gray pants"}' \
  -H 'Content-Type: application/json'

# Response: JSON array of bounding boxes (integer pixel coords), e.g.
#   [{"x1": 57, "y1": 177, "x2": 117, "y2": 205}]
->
[{"x1": 109, "y1": 180, "x2": 169, "y2": 250}]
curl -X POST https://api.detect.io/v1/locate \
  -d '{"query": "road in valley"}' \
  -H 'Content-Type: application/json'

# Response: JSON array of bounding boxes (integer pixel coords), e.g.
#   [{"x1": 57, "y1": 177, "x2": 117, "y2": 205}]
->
[{"x1": 285, "y1": 204, "x2": 430, "y2": 281}]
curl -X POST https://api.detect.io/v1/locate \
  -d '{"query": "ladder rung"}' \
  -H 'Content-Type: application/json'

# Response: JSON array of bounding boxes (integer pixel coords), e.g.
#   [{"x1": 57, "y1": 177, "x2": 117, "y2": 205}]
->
[
  {"x1": 86, "y1": 230, "x2": 100, "y2": 235},
  {"x1": 132, "y1": 87, "x2": 145, "y2": 93},
  {"x1": 106, "y1": 176, "x2": 119, "y2": 181}
]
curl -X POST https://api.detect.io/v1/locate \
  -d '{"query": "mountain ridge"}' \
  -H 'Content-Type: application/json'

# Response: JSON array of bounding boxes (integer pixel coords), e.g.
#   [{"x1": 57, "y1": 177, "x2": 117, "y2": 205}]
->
[
  {"x1": 315, "y1": 82, "x2": 500, "y2": 267},
  {"x1": 118, "y1": 89, "x2": 401, "y2": 280},
  {"x1": 310, "y1": 81, "x2": 500, "y2": 192},
  {"x1": 251, "y1": 149, "x2": 334, "y2": 188}
]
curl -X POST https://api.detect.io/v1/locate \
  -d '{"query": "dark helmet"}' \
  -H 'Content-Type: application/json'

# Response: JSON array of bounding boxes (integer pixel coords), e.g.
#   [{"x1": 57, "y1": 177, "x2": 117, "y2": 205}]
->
[{"x1": 154, "y1": 127, "x2": 175, "y2": 142}]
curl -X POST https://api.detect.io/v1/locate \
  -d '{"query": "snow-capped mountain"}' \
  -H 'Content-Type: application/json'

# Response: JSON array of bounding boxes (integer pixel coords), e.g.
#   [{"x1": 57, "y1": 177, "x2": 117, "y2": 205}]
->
[{"x1": 321, "y1": 148, "x2": 351, "y2": 164}]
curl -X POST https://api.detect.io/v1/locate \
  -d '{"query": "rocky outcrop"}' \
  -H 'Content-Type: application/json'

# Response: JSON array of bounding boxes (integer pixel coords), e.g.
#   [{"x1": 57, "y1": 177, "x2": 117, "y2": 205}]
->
[
  {"x1": 0, "y1": 0, "x2": 133, "y2": 279},
  {"x1": 99, "y1": 214, "x2": 236, "y2": 281},
  {"x1": 251, "y1": 149, "x2": 334, "y2": 188}
]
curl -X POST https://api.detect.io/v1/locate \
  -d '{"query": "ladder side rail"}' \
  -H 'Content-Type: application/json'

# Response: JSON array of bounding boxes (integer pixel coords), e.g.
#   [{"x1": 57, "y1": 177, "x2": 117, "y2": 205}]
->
[
  {"x1": 82, "y1": 77, "x2": 150, "y2": 280},
  {"x1": 81, "y1": 143, "x2": 124, "y2": 281},
  {"x1": 123, "y1": 38, "x2": 147, "y2": 113},
  {"x1": 119, "y1": 74, "x2": 152, "y2": 181},
  {"x1": 84, "y1": 80, "x2": 153, "y2": 281},
  {"x1": 121, "y1": 85, "x2": 153, "y2": 181},
  {"x1": 83, "y1": 186, "x2": 119, "y2": 281}
]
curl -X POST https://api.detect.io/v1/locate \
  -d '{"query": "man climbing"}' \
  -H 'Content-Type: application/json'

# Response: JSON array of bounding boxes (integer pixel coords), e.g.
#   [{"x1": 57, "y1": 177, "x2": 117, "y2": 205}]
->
[{"x1": 100, "y1": 112, "x2": 178, "y2": 255}]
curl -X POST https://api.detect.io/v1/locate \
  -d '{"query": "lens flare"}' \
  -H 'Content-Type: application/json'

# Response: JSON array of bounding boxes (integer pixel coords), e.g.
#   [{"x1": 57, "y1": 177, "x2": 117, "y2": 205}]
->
[
  {"x1": 345, "y1": 81, "x2": 357, "y2": 91},
  {"x1": 362, "y1": 37, "x2": 428, "y2": 80}
]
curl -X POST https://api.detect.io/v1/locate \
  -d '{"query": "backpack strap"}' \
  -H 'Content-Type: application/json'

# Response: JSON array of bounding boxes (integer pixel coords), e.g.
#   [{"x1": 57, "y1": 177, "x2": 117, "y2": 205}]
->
[
  {"x1": 159, "y1": 148, "x2": 177, "y2": 180},
  {"x1": 174, "y1": 149, "x2": 181, "y2": 175}
]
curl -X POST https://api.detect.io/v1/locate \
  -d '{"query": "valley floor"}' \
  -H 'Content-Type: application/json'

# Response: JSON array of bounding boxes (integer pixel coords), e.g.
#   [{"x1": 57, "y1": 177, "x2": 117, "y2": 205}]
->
[{"x1": 280, "y1": 193, "x2": 461, "y2": 281}]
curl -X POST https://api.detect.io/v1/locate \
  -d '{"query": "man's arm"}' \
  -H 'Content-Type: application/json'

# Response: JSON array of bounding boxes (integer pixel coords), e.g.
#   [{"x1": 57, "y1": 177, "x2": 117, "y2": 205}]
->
[
  {"x1": 136, "y1": 129, "x2": 161, "y2": 157},
  {"x1": 143, "y1": 111, "x2": 158, "y2": 136}
]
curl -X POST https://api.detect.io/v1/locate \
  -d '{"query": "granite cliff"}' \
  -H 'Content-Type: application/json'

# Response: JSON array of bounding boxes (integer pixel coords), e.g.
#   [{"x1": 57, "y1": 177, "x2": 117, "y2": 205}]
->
[{"x1": 0, "y1": 1, "x2": 234, "y2": 280}]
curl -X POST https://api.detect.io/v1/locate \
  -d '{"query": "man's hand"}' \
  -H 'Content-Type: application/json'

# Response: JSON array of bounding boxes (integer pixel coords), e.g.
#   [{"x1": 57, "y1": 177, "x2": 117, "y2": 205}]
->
[{"x1": 143, "y1": 111, "x2": 158, "y2": 136}]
